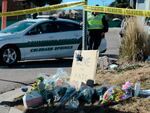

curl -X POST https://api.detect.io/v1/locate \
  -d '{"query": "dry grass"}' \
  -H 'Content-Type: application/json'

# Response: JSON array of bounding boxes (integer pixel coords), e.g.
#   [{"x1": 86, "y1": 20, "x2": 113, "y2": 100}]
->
[
  {"x1": 96, "y1": 63, "x2": 150, "y2": 89},
  {"x1": 110, "y1": 97, "x2": 150, "y2": 113},
  {"x1": 96, "y1": 63, "x2": 150, "y2": 113},
  {"x1": 119, "y1": 17, "x2": 150, "y2": 62}
]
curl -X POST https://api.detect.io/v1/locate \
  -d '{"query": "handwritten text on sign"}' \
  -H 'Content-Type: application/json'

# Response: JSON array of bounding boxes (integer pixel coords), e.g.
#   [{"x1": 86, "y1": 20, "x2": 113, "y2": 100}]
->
[{"x1": 70, "y1": 50, "x2": 99, "y2": 89}]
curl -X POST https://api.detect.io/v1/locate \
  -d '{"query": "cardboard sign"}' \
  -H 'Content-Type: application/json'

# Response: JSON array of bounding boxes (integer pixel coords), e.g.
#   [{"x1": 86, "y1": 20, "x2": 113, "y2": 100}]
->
[{"x1": 70, "y1": 50, "x2": 99, "y2": 89}]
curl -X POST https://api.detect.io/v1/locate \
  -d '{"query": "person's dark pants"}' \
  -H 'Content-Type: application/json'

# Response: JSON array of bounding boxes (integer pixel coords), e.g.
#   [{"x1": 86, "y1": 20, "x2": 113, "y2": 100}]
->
[{"x1": 88, "y1": 29, "x2": 104, "y2": 50}]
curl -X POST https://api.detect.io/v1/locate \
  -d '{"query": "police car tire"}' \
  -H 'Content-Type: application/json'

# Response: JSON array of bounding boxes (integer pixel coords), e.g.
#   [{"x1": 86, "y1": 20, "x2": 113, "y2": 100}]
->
[{"x1": 1, "y1": 47, "x2": 19, "y2": 66}]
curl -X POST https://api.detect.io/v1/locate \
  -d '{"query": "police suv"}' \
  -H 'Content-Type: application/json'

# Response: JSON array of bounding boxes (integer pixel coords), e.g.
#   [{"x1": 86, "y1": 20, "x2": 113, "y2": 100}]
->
[{"x1": 0, "y1": 17, "x2": 107, "y2": 66}]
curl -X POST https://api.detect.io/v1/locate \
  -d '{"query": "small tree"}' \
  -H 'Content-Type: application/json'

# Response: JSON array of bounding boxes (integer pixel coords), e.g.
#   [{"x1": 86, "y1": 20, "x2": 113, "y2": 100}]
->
[
  {"x1": 107, "y1": 0, "x2": 130, "y2": 21},
  {"x1": 109, "y1": 0, "x2": 130, "y2": 8}
]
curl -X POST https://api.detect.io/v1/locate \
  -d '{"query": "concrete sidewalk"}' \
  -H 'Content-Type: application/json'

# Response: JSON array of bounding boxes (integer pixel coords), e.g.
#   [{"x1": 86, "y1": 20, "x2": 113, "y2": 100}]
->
[{"x1": 0, "y1": 88, "x2": 27, "y2": 113}]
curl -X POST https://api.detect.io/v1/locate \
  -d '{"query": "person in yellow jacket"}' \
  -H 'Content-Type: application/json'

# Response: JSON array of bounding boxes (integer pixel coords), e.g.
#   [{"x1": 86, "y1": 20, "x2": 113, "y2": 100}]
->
[{"x1": 88, "y1": 5, "x2": 109, "y2": 50}]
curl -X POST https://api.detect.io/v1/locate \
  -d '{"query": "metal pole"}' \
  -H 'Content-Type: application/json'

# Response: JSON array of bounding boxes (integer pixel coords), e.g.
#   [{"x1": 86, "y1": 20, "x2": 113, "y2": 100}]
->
[
  {"x1": 1, "y1": 0, "x2": 8, "y2": 29},
  {"x1": 82, "y1": 0, "x2": 88, "y2": 50}
]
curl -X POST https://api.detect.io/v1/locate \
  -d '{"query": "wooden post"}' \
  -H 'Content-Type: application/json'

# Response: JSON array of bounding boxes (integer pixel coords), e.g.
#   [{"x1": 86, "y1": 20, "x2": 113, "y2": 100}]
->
[{"x1": 1, "y1": 0, "x2": 8, "y2": 29}]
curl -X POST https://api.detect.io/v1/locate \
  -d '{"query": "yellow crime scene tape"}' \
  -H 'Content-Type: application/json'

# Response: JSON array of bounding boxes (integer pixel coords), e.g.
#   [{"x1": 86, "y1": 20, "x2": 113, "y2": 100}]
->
[
  {"x1": 84, "y1": 5, "x2": 150, "y2": 17},
  {"x1": 0, "y1": 1, "x2": 85, "y2": 17},
  {"x1": 1, "y1": 1, "x2": 150, "y2": 17}
]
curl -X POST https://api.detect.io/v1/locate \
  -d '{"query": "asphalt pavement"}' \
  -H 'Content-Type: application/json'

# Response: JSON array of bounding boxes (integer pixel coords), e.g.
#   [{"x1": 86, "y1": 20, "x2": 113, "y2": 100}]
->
[
  {"x1": 0, "y1": 28, "x2": 121, "y2": 113},
  {"x1": 0, "y1": 28, "x2": 121, "y2": 94}
]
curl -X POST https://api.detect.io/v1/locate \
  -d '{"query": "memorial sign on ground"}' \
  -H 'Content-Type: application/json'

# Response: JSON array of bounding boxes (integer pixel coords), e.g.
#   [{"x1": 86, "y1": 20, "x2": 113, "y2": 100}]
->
[{"x1": 70, "y1": 50, "x2": 99, "y2": 89}]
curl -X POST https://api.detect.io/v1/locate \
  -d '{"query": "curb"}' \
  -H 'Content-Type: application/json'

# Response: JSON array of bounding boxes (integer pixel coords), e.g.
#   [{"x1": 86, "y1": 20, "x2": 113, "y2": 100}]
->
[
  {"x1": 9, "y1": 107, "x2": 23, "y2": 113},
  {"x1": 0, "y1": 88, "x2": 24, "y2": 102},
  {"x1": 0, "y1": 87, "x2": 31, "y2": 113},
  {"x1": 0, "y1": 106, "x2": 10, "y2": 113}
]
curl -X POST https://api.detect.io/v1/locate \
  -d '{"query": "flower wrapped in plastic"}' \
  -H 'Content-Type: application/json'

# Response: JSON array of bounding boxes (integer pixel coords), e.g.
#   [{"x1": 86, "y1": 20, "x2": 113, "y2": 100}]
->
[{"x1": 101, "y1": 86, "x2": 126, "y2": 105}]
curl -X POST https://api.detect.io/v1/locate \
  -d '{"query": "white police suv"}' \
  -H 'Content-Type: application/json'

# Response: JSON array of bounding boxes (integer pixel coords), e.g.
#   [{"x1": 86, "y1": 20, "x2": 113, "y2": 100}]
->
[{"x1": 0, "y1": 17, "x2": 107, "y2": 66}]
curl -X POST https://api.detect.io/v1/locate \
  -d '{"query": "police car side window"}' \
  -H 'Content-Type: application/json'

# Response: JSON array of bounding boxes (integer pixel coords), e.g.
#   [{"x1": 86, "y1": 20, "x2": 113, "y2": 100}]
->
[
  {"x1": 40, "y1": 22, "x2": 59, "y2": 33},
  {"x1": 26, "y1": 25, "x2": 43, "y2": 35},
  {"x1": 57, "y1": 21, "x2": 81, "y2": 32}
]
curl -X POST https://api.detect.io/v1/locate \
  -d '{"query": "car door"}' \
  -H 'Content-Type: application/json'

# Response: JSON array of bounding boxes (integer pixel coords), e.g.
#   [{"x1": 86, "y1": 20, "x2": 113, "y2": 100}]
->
[
  {"x1": 22, "y1": 21, "x2": 82, "y2": 60},
  {"x1": 53, "y1": 21, "x2": 82, "y2": 58},
  {"x1": 22, "y1": 21, "x2": 61, "y2": 60}
]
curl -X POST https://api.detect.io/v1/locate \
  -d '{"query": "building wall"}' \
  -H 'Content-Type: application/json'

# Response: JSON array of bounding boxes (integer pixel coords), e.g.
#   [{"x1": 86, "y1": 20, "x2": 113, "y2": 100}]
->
[
  {"x1": 136, "y1": 0, "x2": 145, "y2": 9},
  {"x1": 135, "y1": 0, "x2": 150, "y2": 10},
  {"x1": 0, "y1": 0, "x2": 30, "y2": 20},
  {"x1": 145, "y1": 0, "x2": 150, "y2": 10},
  {"x1": 135, "y1": 0, "x2": 150, "y2": 23}
]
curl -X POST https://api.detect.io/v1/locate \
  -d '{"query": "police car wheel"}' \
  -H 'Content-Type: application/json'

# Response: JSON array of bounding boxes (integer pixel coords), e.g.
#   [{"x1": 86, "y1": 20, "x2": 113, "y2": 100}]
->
[{"x1": 1, "y1": 47, "x2": 18, "y2": 66}]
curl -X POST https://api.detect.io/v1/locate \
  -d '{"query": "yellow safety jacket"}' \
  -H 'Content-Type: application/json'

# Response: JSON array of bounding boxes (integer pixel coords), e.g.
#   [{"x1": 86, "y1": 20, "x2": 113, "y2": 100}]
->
[{"x1": 88, "y1": 13, "x2": 105, "y2": 30}]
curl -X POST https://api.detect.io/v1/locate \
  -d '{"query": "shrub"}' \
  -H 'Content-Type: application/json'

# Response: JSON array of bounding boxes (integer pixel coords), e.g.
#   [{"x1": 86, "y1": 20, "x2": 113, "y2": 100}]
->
[{"x1": 119, "y1": 17, "x2": 150, "y2": 62}]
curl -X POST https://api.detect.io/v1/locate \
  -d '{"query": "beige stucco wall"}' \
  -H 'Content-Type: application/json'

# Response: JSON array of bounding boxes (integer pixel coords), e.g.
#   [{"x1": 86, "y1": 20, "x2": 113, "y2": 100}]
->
[
  {"x1": 135, "y1": 0, "x2": 150, "y2": 23},
  {"x1": 136, "y1": 0, "x2": 145, "y2": 9},
  {"x1": 145, "y1": 0, "x2": 150, "y2": 10},
  {"x1": 135, "y1": 0, "x2": 150, "y2": 10}
]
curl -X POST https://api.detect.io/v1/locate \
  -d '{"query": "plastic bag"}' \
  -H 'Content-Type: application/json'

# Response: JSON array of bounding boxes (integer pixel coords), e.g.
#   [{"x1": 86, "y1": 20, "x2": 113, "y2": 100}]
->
[
  {"x1": 95, "y1": 86, "x2": 108, "y2": 102},
  {"x1": 36, "y1": 69, "x2": 69, "y2": 91},
  {"x1": 23, "y1": 90, "x2": 43, "y2": 109},
  {"x1": 44, "y1": 68, "x2": 70, "y2": 90},
  {"x1": 59, "y1": 86, "x2": 76, "y2": 105},
  {"x1": 77, "y1": 85, "x2": 94, "y2": 104},
  {"x1": 66, "y1": 97, "x2": 79, "y2": 109},
  {"x1": 50, "y1": 68, "x2": 69, "y2": 81}
]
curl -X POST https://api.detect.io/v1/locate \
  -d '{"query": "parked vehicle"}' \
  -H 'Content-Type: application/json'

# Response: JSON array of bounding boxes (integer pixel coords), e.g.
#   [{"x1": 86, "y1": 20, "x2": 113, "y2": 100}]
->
[{"x1": 0, "y1": 17, "x2": 107, "y2": 66}]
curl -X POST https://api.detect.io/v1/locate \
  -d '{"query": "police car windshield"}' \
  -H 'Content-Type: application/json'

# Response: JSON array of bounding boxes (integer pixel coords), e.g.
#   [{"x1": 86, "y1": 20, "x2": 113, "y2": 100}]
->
[{"x1": 0, "y1": 21, "x2": 36, "y2": 33}]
